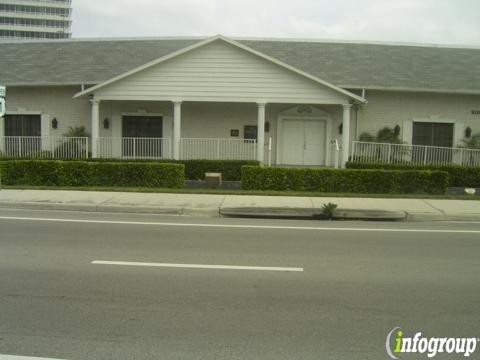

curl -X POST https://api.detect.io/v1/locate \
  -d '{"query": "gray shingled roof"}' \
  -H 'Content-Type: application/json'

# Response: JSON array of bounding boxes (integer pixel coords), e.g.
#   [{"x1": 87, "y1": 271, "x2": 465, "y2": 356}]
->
[{"x1": 0, "y1": 37, "x2": 479, "y2": 94}]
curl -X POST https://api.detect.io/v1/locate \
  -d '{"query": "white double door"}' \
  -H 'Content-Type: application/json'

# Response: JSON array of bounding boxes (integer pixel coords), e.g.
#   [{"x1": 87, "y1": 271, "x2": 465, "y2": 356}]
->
[{"x1": 282, "y1": 118, "x2": 327, "y2": 166}]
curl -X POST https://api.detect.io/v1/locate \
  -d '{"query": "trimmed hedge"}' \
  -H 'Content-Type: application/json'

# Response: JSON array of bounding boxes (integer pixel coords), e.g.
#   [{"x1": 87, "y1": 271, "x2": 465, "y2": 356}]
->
[
  {"x1": 0, "y1": 159, "x2": 259, "y2": 181},
  {"x1": 90, "y1": 159, "x2": 260, "y2": 181},
  {"x1": 0, "y1": 160, "x2": 185, "y2": 188},
  {"x1": 241, "y1": 166, "x2": 449, "y2": 194},
  {"x1": 172, "y1": 160, "x2": 259, "y2": 181},
  {"x1": 346, "y1": 162, "x2": 480, "y2": 188}
]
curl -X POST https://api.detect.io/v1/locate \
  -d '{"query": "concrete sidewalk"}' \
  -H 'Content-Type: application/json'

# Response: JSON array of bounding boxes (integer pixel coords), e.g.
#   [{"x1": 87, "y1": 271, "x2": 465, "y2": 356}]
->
[{"x1": 0, "y1": 189, "x2": 479, "y2": 221}]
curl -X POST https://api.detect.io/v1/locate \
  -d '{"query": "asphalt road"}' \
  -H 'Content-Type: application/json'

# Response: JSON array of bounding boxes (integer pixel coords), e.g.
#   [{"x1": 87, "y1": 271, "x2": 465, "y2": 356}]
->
[{"x1": 0, "y1": 208, "x2": 479, "y2": 360}]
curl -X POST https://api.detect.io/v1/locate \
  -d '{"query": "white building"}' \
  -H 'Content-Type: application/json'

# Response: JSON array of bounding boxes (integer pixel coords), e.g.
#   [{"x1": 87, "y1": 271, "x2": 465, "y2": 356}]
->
[
  {"x1": 0, "y1": 0, "x2": 72, "y2": 40},
  {"x1": 0, "y1": 35, "x2": 479, "y2": 167}
]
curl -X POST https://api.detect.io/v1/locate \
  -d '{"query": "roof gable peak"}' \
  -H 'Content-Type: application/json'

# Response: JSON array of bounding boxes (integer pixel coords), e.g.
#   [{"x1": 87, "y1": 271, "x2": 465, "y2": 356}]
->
[{"x1": 74, "y1": 34, "x2": 365, "y2": 103}]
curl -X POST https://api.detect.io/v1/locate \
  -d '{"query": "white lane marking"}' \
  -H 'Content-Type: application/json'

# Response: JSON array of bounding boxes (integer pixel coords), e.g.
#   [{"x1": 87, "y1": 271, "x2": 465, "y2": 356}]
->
[
  {"x1": 449, "y1": 221, "x2": 480, "y2": 224},
  {"x1": 1, "y1": 216, "x2": 480, "y2": 234},
  {"x1": 0, "y1": 355, "x2": 66, "y2": 360},
  {"x1": 92, "y1": 260, "x2": 304, "y2": 272}
]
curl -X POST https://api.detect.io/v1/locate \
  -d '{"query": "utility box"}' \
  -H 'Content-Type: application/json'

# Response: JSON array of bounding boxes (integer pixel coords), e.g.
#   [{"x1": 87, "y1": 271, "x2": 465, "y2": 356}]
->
[{"x1": 205, "y1": 172, "x2": 222, "y2": 188}]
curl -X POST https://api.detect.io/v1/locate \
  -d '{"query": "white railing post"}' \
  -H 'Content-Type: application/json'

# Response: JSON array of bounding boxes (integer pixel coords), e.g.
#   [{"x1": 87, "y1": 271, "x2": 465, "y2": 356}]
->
[
  {"x1": 334, "y1": 140, "x2": 340, "y2": 169},
  {"x1": 268, "y1": 137, "x2": 272, "y2": 167},
  {"x1": 49, "y1": 137, "x2": 54, "y2": 158}
]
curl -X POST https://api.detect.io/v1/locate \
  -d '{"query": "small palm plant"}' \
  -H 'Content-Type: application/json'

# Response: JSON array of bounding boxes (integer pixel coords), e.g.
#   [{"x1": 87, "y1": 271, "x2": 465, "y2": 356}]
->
[
  {"x1": 54, "y1": 126, "x2": 90, "y2": 158},
  {"x1": 357, "y1": 127, "x2": 407, "y2": 163},
  {"x1": 461, "y1": 134, "x2": 480, "y2": 149},
  {"x1": 321, "y1": 202, "x2": 338, "y2": 220},
  {"x1": 63, "y1": 126, "x2": 90, "y2": 138},
  {"x1": 460, "y1": 134, "x2": 480, "y2": 167}
]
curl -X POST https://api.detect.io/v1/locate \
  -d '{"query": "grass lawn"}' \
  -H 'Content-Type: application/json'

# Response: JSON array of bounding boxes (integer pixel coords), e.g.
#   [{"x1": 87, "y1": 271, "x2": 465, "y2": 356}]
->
[{"x1": 2, "y1": 185, "x2": 479, "y2": 200}]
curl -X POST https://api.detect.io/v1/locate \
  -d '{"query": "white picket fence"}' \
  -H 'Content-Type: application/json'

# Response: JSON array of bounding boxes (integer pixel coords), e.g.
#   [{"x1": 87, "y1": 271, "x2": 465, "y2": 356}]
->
[
  {"x1": 180, "y1": 138, "x2": 257, "y2": 160},
  {"x1": 0, "y1": 136, "x2": 88, "y2": 159},
  {"x1": 351, "y1": 141, "x2": 480, "y2": 167},
  {"x1": 97, "y1": 137, "x2": 171, "y2": 159}
]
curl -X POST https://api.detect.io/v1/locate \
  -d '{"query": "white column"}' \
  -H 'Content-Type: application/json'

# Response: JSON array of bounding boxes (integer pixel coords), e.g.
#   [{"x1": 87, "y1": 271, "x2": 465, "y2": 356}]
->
[
  {"x1": 173, "y1": 101, "x2": 182, "y2": 160},
  {"x1": 0, "y1": 114, "x2": 4, "y2": 153},
  {"x1": 342, "y1": 104, "x2": 352, "y2": 168},
  {"x1": 257, "y1": 102, "x2": 266, "y2": 164},
  {"x1": 91, "y1": 99, "x2": 100, "y2": 158}
]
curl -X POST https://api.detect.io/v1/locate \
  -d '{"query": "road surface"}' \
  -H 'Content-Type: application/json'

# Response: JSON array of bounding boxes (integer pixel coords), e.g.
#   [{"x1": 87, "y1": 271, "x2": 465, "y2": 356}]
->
[{"x1": 0, "y1": 208, "x2": 479, "y2": 359}]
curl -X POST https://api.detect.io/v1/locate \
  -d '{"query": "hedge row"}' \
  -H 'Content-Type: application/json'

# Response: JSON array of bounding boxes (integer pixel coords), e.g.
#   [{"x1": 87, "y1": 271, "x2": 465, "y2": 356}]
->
[
  {"x1": 161, "y1": 160, "x2": 259, "y2": 181},
  {"x1": 346, "y1": 162, "x2": 480, "y2": 188},
  {"x1": 0, "y1": 159, "x2": 259, "y2": 181},
  {"x1": 92, "y1": 159, "x2": 260, "y2": 181},
  {"x1": 241, "y1": 166, "x2": 449, "y2": 194},
  {"x1": 0, "y1": 160, "x2": 185, "y2": 188}
]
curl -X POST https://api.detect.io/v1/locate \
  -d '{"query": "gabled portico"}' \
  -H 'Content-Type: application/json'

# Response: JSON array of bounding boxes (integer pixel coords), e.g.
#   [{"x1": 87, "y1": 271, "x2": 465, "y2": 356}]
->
[{"x1": 76, "y1": 35, "x2": 365, "y2": 166}]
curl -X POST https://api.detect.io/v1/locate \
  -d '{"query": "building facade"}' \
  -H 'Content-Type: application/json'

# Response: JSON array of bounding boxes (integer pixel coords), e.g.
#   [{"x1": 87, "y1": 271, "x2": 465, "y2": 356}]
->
[
  {"x1": 0, "y1": 35, "x2": 479, "y2": 167},
  {"x1": 0, "y1": 0, "x2": 71, "y2": 40}
]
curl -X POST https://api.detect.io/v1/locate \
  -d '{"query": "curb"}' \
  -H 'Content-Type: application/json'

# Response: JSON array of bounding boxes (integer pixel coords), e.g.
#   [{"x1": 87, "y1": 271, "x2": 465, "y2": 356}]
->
[
  {"x1": 220, "y1": 207, "x2": 323, "y2": 219},
  {"x1": 405, "y1": 212, "x2": 480, "y2": 222},
  {"x1": 0, "y1": 201, "x2": 211, "y2": 216},
  {"x1": 2, "y1": 201, "x2": 480, "y2": 222},
  {"x1": 333, "y1": 209, "x2": 406, "y2": 221},
  {"x1": 220, "y1": 207, "x2": 407, "y2": 221}
]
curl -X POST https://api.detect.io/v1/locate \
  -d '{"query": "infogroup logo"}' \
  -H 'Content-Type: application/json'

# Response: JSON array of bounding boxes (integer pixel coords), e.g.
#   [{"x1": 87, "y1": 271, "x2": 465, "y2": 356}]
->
[{"x1": 386, "y1": 327, "x2": 479, "y2": 359}]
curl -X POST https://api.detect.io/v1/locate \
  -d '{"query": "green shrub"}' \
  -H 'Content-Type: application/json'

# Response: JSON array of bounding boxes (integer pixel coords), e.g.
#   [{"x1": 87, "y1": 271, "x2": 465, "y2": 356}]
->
[
  {"x1": 241, "y1": 166, "x2": 449, "y2": 195},
  {"x1": 89, "y1": 159, "x2": 259, "y2": 181},
  {"x1": 0, "y1": 160, "x2": 185, "y2": 188},
  {"x1": 0, "y1": 159, "x2": 258, "y2": 181},
  {"x1": 346, "y1": 162, "x2": 480, "y2": 188},
  {"x1": 176, "y1": 160, "x2": 259, "y2": 181},
  {"x1": 5, "y1": 159, "x2": 258, "y2": 181}
]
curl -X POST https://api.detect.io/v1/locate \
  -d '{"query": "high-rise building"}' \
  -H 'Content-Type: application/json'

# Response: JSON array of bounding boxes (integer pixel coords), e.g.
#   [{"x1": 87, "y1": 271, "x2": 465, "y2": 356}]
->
[{"x1": 0, "y1": 0, "x2": 72, "y2": 40}]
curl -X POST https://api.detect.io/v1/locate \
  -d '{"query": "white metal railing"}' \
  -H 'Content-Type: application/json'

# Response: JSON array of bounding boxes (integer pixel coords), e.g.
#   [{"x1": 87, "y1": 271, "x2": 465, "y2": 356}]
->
[
  {"x1": 97, "y1": 137, "x2": 171, "y2": 159},
  {"x1": 267, "y1": 137, "x2": 272, "y2": 167},
  {"x1": 180, "y1": 138, "x2": 257, "y2": 160},
  {"x1": 331, "y1": 139, "x2": 340, "y2": 168},
  {"x1": 0, "y1": 136, "x2": 88, "y2": 159},
  {"x1": 351, "y1": 141, "x2": 480, "y2": 167}
]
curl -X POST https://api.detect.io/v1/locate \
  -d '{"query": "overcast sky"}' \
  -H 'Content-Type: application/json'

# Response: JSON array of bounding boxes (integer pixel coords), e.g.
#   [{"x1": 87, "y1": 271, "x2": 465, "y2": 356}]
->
[{"x1": 71, "y1": 0, "x2": 480, "y2": 46}]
